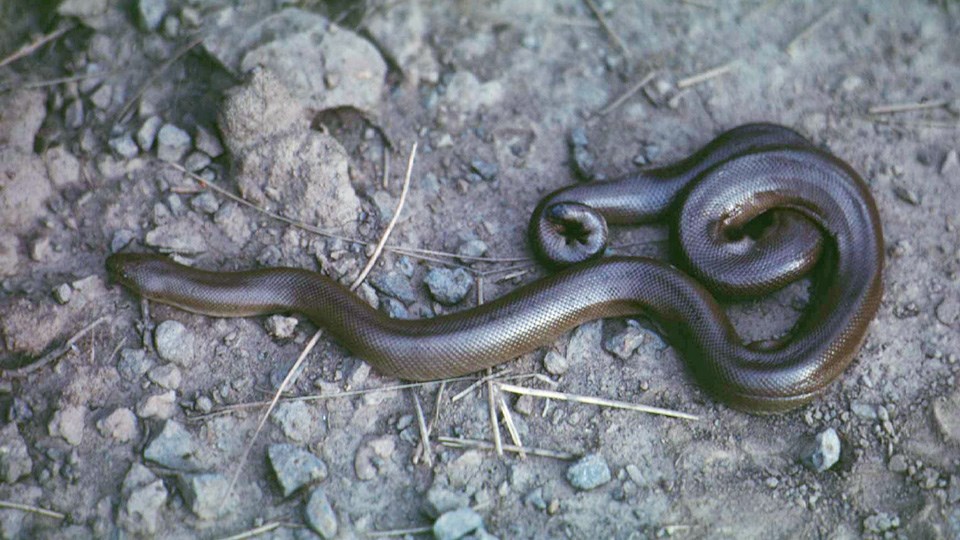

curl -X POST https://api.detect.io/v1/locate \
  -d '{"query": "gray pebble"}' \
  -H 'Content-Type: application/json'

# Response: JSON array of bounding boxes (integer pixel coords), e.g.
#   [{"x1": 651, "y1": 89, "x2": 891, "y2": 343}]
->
[
  {"x1": 162, "y1": 14, "x2": 179, "y2": 37},
  {"x1": 863, "y1": 512, "x2": 899, "y2": 533},
  {"x1": 0, "y1": 233, "x2": 19, "y2": 278},
  {"x1": 120, "y1": 478, "x2": 167, "y2": 535},
  {"x1": 147, "y1": 363, "x2": 182, "y2": 390},
  {"x1": 144, "y1": 420, "x2": 201, "y2": 470},
  {"x1": 524, "y1": 487, "x2": 547, "y2": 510},
  {"x1": 936, "y1": 296, "x2": 960, "y2": 326},
  {"x1": 118, "y1": 348, "x2": 153, "y2": 381},
  {"x1": 543, "y1": 350, "x2": 568, "y2": 375},
  {"x1": 137, "y1": 390, "x2": 177, "y2": 420},
  {"x1": 110, "y1": 229, "x2": 136, "y2": 253},
  {"x1": 90, "y1": 84, "x2": 113, "y2": 109},
  {"x1": 154, "y1": 320, "x2": 195, "y2": 366},
  {"x1": 470, "y1": 159, "x2": 498, "y2": 181},
  {"x1": 893, "y1": 185, "x2": 921, "y2": 205},
  {"x1": 53, "y1": 283, "x2": 73, "y2": 304},
  {"x1": 941, "y1": 149, "x2": 959, "y2": 175},
  {"x1": 370, "y1": 272, "x2": 417, "y2": 304},
  {"x1": 271, "y1": 401, "x2": 316, "y2": 443},
  {"x1": 156, "y1": 123, "x2": 192, "y2": 162},
  {"x1": 268, "y1": 444, "x2": 329, "y2": 497},
  {"x1": 424, "y1": 267, "x2": 474, "y2": 305},
  {"x1": 800, "y1": 427, "x2": 841, "y2": 472},
  {"x1": 194, "y1": 125, "x2": 224, "y2": 157},
  {"x1": 190, "y1": 192, "x2": 220, "y2": 214},
  {"x1": 424, "y1": 486, "x2": 470, "y2": 518},
  {"x1": 65, "y1": 99, "x2": 84, "y2": 128},
  {"x1": 183, "y1": 151, "x2": 211, "y2": 172},
  {"x1": 137, "y1": 116, "x2": 162, "y2": 151},
  {"x1": 179, "y1": 473, "x2": 229, "y2": 520},
  {"x1": 109, "y1": 134, "x2": 140, "y2": 159},
  {"x1": 569, "y1": 127, "x2": 589, "y2": 147},
  {"x1": 434, "y1": 508, "x2": 484, "y2": 540},
  {"x1": 567, "y1": 453, "x2": 611, "y2": 490},
  {"x1": 265, "y1": 315, "x2": 298, "y2": 339},
  {"x1": 457, "y1": 239, "x2": 488, "y2": 262},
  {"x1": 850, "y1": 402, "x2": 877, "y2": 420},
  {"x1": 138, "y1": 0, "x2": 167, "y2": 31},
  {"x1": 96, "y1": 407, "x2": 138, "y2": 442},
  {"x1": 602, "y1": 324, "x2": 647, "y2": 360},
  {"x1": 304, "y1": 487, "x2": 338, "y2": 538},
  {"x1": 380, "y1": 297, "x2": 410, "y2": 319},
  {"x1": 0, "y1": 423, "x2": 33, "y2": 483}
]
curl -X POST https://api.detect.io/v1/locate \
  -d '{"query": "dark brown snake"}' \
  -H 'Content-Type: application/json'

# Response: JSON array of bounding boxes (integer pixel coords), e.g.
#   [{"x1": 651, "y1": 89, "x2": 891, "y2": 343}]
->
[{"x1": 106, "y1": 123, "x2": 883, "y2": 413}]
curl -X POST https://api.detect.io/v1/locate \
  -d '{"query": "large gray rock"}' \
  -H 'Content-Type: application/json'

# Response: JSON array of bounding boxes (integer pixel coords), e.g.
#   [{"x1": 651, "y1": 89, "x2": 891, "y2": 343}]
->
[{"x1": 219, "y1": 69, "x2": 362, "y2": 229}]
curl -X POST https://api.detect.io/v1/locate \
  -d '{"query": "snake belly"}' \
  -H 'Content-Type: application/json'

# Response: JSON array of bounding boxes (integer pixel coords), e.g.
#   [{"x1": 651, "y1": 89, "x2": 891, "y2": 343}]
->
[{"x1": 106, "y1": 123, "x2": 883, "y2": 413}]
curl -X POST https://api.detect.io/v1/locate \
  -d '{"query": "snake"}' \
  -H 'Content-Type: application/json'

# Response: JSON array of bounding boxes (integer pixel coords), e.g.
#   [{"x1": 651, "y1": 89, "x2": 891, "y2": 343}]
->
[{"x1": 106, "y1": 123, "x2": 883, "y2": 413}]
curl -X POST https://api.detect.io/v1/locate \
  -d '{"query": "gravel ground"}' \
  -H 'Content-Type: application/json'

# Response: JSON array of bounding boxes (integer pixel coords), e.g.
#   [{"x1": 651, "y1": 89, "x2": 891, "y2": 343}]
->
[{"x1": 1, "y1": 1, "x2": 959, "y2": 538}]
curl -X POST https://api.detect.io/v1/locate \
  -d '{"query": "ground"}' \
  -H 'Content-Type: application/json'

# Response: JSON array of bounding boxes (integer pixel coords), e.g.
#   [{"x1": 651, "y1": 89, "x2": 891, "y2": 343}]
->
[{"x1": 1, "y1": 1, "x2": 959, "y2": 539}]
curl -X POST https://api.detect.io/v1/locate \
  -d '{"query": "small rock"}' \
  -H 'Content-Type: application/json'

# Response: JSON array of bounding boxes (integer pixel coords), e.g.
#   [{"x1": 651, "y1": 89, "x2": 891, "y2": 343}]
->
[
  {"x1": 213, "y1": 202, "x2": 252, "y2": 245},
  {"x1": 936, "y1": 296, "x2": 960, "y2": 326},
  {"x1": 118, "y1": 348, "x2": 153, "y2": 381},
  {"x1": 162, "y1": 14, "x2": 179, "y2": 37},
  {"x1": 119, "y1": 478, "x2": 167, "y2": 535},
  {"x1": 147, "y1": 363, "x2": 182, "y2": 390},
  {"x1": 138, "y1": 0, "x2": 167, "y2": 31},
  {"x1": 0, "y1": 233, "x2": 19, "y2": 278},
  {"x1": 932, "y1": 390, "x2": 960, "y2": 443},
  {"x1": 154, "y1": 320, "x2": 195, "y2": 366},
  {"x1": 941, "y1": 149, "x2": 959, "y2": 175},
  {"x1": 800, "y1": 427, "x2": 841, "y2": 472},
  {"x1": 566, "y1": 454, "x2": 611, "y2": 491},
  {"x1": 190, "y1": 192, "x2": 220, "y2": 214},
  {"x1": 863, "y1": 512, "x2": 899, "y2": 534},
  {"x1": 179, "y1": 473, "x2": 230, "y2": 520},
  {"x1": 65, "y1": 99, "x2": 84, "y2": 128},
  {"x1": 271, "y1": 401, "x2": 316, "y2": 443},
  {"x1": 268, "y1": 444, "x2": 329, "y2": 497},
  {"x1": 194, "y1": 126, "x2": 224, "y2": 157},
  {"x1": 424, "y1": 267, "x2": 474, "y2": 305},
  {"x1": 137, "y1": 116, "x2": 163, "y2": 151},
  {"x1": 524, "y1": 488, "x2": 547, "y2": 510},
  {"x1": 0, "y1": 423, "x2": 33, "y2": 483},
  {"x1": 58, "y1": 0, "x2": 108, "y2": 19},
  {"x1": 265, "y1": 315, "x2": 298, "y2": 339},
  {"x1": 602, "y1": 324, "x2": 647, "y2": 360},
  {"x1": 764, "y1": 477, "x2": 779, "y2": 489},
  {"x1": 514, "y1": 394, "x2": 536, "y2": 416},
  {"x1": 543, "y1": 350, "x2": 569, "y2": 375},
  {"x1": 354, "y1": 436, "x2": 397, "y2": 480},
  {"x1": 304, "y1": 487, "x2": 338, "y2": 538},
  {"x1": 469, "y1": 159, "x2": 498, "y2": 181},
  {"x1": 96, "y1": 408, "x2": 138, "y2": 443},
  {"x1": 850, "y1": 402, "x2": 877, "y2": 420},
  {"x1": 183, "y1": 151, "x2": 211, "y2": 172},
  {"x1": 49, "y1": 405, "x2": 88, "y2": 446},
  {"x1": 888, "y1": 454, "x2": 908, "y2": 473},
  {"x1": 893, "y1": 185, "x2": 921, "y2": 205},
  {"x1": 137, "y1": 390, "x2": 178, "y2": 419},
  {"x1": 380, "y1": 297, "x2": 410, "y2": 319},
  {"x1": 143, "y1": 420, "x2": 200, "y2": 470},
  {"x1": 370, "y1": 272, "x2": 417, "y2": 304},
  {"x1": 156, "y1": 124, "x2": 192, "y2": 162},
  {"x1": 43, "y1": 146, "x2": 81, "y2": 188},
  {"x1": 433, "y1": 508, "x2": 484, "y2": 540},
  {"x1": 145, "y1": 220, "x2": 208, "y2": 254},
  {"x1": 90, "y1": 84, "x2": 113, "y2": 109},
  {"x1": 109, "y1": 133, "x2": 140, "y2": 159},
  {"x1": 456, "y1": 239, "x2": 488, "y2": 262},
  {"x1": 53, "y1": 283, "x2": 73, "y2": 304},
  {"x1": 424, "y1": 486, "x2": 470, "y2": 518},
  {"x1": 110, "y1": 229, "x2": 136, "y2": 253}
]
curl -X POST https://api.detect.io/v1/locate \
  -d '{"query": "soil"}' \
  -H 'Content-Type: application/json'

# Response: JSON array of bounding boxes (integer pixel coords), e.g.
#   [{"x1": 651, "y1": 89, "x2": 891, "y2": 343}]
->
[{"x1": 1, "y1": 1, "x2": 959, "y2": 539}]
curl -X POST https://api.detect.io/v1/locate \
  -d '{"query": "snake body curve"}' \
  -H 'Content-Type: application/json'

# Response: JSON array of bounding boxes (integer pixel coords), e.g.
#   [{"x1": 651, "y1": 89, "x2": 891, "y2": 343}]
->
[{"x1": 106, "y1": 123, "x2": 883, "y2": 413}]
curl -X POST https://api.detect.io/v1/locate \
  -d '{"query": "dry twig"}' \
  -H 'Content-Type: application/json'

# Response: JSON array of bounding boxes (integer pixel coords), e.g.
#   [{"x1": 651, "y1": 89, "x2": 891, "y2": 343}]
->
[
  {"x1": 0, "y1": 23, "x2": 74, "y2": 70},
  {"x1": 867, "y1": 99, "x2": 949, "y2": 115},
  {"x1": 439, "y1": 436, "x2": 577, "y2": 460},
  {"x1": 498, "y1": 383, "x2": 699, "y2": 421},
  {"x1": 598, "y1": 71, "x2": 658, "y2": 116},
  {"x1": 216, "y1": 522, "x2": 283, "y2": 540},
  {"x1": 1, "y1": 316, "x2": 108, "y2": 378},
  {"x1": 677, "y1": 61, "x2": 737, "y2": 89},
  {"x1": 785, "y1": 7, "x2": 839, "y2": 55},
  {"x1": 114, "y1": 36, "x2": 204, "y2": 124},
  {"x1": 0, "y1": 500, "x2": 66, "y2": 520},
  {"x1": 582, "y1": 0, "x2": 632, "y2": 59}
]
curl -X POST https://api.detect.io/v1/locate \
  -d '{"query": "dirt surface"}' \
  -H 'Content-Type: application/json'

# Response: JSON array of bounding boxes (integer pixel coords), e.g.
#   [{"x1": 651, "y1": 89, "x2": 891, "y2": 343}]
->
[{"x1": 1, "y1": 1, "x2": 960, "y2": 538}]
